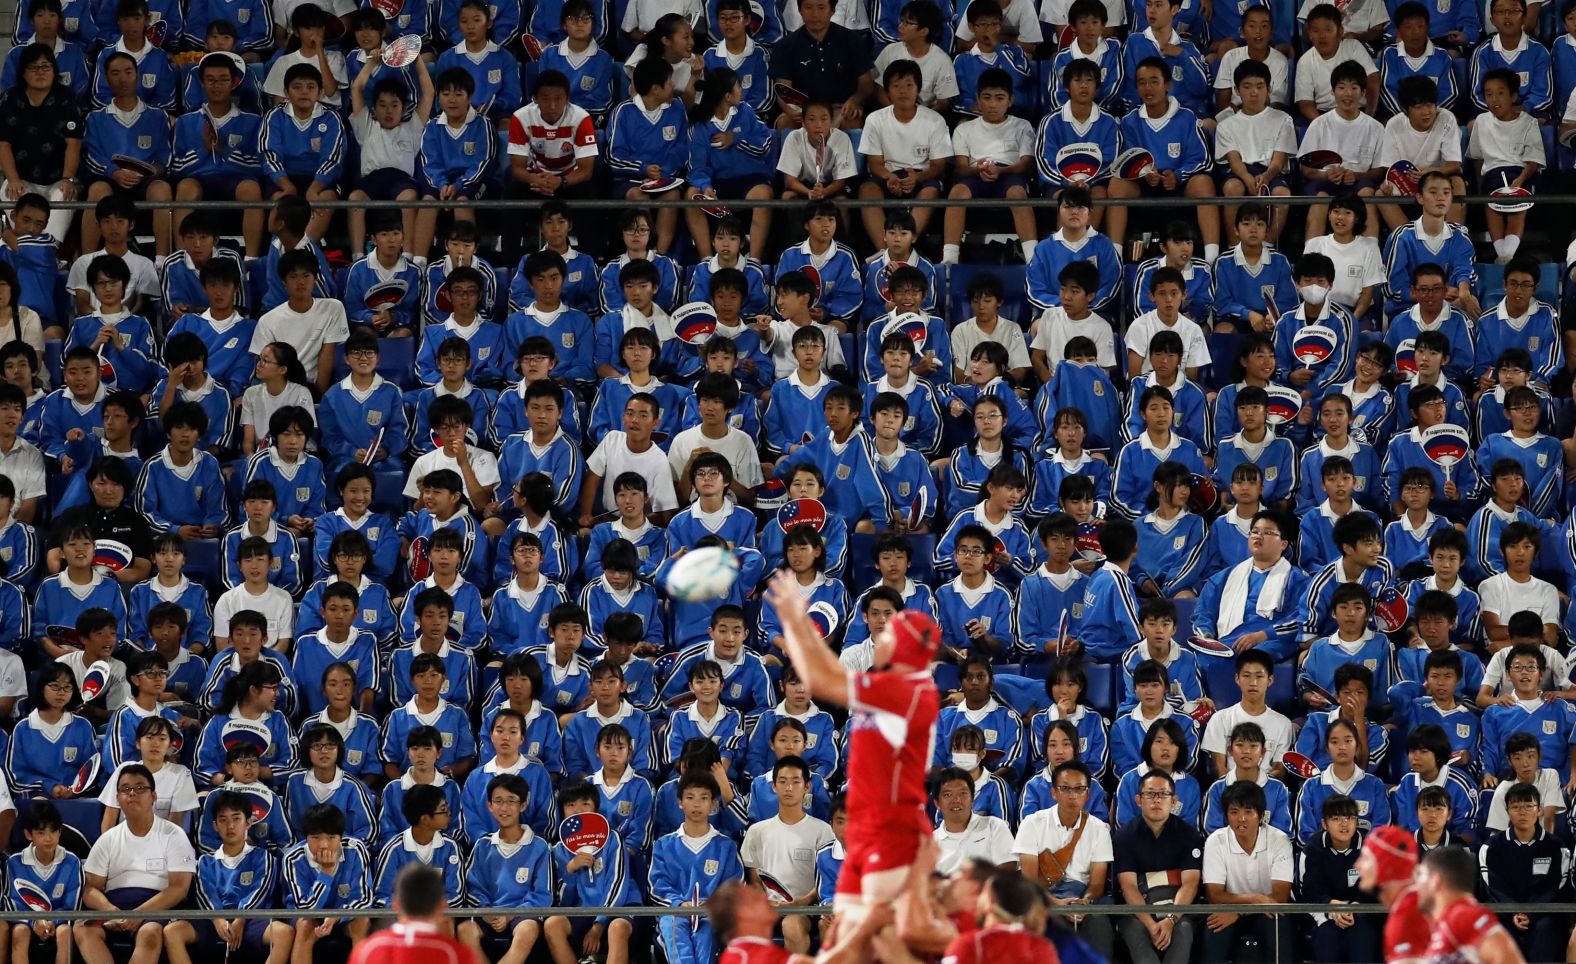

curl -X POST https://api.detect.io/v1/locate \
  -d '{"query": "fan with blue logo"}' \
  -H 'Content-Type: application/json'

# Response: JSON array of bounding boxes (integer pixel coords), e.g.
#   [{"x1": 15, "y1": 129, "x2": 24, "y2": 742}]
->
[
  {"x1": 12, "y1": 878, "x2": 51, "y2": 912},
  {"x1": 1298, "y1": 149, "x2": 1342, "y2": 172},
  {"x1": 808, "y1": 601, "x2": 840, "y2": 638},
  {"x1": 98, "y1": 352, "x2": 117, "y2": 390},
  {"x1": 221, "y1": 717, "x2": 273, "y2": 755},
  {"x1": 147, "y1": 17, "x2": 168, "y2": 45},
  {"x1": 80, "y1": 660, "x2": 113, "y2": 702},
  {"x1": 877, "y1": 260, "x2": 907, "y2": 301},
  {"x1": 1394, "y1": 339, "x2": 1417, "y2": 375},
  {"x1": 235, "y1": 784, "x2": 272, "y2": 826},
  {"x1": 801, "y1": 264, "x2": 822, "y2": 305},
  {"x1": 1188, "y1": 634, "x2": 1235, "y2": 658},
  {"x1": 92, "y1": 539, "x2": 134, "y2": 574},
  {"x1": 753, "y1": 478, "x2": 788, "y2": 512},
  {"x1": 1114, "y1": 147, "x2": 1155, "y2": 180},
  {"x1": 1055, "y1": 144, "x2": 1102, "y2": 183},
  {"x1": 364, "y1": 279, "x2": 408, "y2": 311},
  {"x1": 1292, "y1": 325, "x2": 1337, "y2": 366},
  {"x1": 1186, "y1": 473, "x2": 1218, "y2": 514},
  {"x1": 560, "y1": 810, "x2": 611, "y2": 855},
  {"x1": 1385, "y1": 160, "x2": 1420, "y2": 197},
  {"x1": 69, "y1": 756, "x2": 100, "y2": 795},
  {"x1": 1074, "y1": 519, "x2": 1104, "y2": 562},
  {"x1": 1263, "y1": 385, "x2": 1303, "y2": 427},
  {"x1": 1373, "y1": 586, "x2": 1410, "y2": 634},
  {"x1": 672, "y1": 302, "x2": 719, "y2": 346},
  {"x1": 777, "y1": 498, "x2": 827, "y2": 534},
  {"x1": 883, "y1": 312, "x2": 929, "y2": 353},
  {"x1": 1282, "y1": 750, "x2": 1321, "y2": 779},
  {"x1": 1421, "y1": 424, "x2": 1469, "y2": 469}
]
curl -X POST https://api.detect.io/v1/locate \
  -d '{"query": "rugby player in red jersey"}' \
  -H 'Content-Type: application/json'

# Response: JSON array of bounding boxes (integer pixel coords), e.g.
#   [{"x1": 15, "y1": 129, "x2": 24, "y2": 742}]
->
[
  {"x1": 1415, "y1": 847, "x2": 1524, "y2": 964},
  {"x1": 938, "y1": 873, "x2": 1059, "y2": 964},
  {"x1": 348, "y1": 866, "x2": 475, "y2": 964},
  {"x1": 763, "y1": 570, "x2": 942, "y2": 960},
  {"x1": 1358, "y1": 825, "x2": 1429, "y2": 964},
  {"x1": 710, "y1": 881, "x2": 812, "y2": 964}
]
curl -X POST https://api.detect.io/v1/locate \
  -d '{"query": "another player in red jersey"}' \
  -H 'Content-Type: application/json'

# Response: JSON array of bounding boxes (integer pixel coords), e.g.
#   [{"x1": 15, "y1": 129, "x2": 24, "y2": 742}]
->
[
  {"x1": 764, "y1": 569, "x2": 941, "y2": 958},
  {"x1": 1415, "y1": 847, "x2": 1524, "y2": 964},
  {"x1": 1358, "y1": 824, "x2": 1429, "y2": 964},
  {"x1": 348, "y1": 866, "x2": 476, "y2": 964},
  {"x1": 710, "y1": 881, "x2": 814, "y2": 964},
  {"x1": 939, "y1": 873, "x2": 1059, "y2": 964}
]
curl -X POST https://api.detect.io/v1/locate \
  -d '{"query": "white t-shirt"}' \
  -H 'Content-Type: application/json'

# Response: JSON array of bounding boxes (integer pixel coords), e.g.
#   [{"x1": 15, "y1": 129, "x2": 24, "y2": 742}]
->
[
  {"x1": 1378, "y1": 112, "x2": 1461, "y2": 171},
  {"x1": 262, "y1": 49, "x2": 349, "y2": 107},
  {"x1": 84, "y1": 818, "x2": 197, "y2": 892},
  {"x1": 213, "y1": 583, "x2": 296, "y2": 642},
  {"x1": 1214, "y1": 107, "x2": 1298, "y2": 167},
  {"x1": 859, "y1": 105, "x2": 954, "y2": 172},
  {"x1": 621, "y1": 0, "x2": 702, "y2": 34},
  {"x1": 1039, "y1": 0, "x2": 1124, "y2": 26},
  {"x1": 666, "y1": 426, "x2": 764, "y2": 491},
  {"x1": 1467, "y1": 111, "x2": 1545, "y2": 172},
  {"x1": 239, "y1": 382, "x2": 316, "y2": 447},
  {"x1": 0, "y1": 436, "x2": 46, "y2": 502},
  {"x1": 252, "y1": 299, "x2": 350, "y2": 370},
  {"x1": 1303, "y1": 235, "x2": 1385, "y2": 310},
  {"x1": 1298, "y1": 110, "x2": 1385, "y2": 173},
  {"x1": 951, "y1": 318, "x2": 1031, "y2": 370},
  {"x1": 57, "y1": 651, "x2": 129, "y2": 712},
  {"x1": 1478, "y1": 572, "x2": 1561, "y2": 627},
  {"x1": 1214, "y1": 47, "x2": 1291, "y2": 107},
  {"x1": 766, "y1": 321, "x2": 845, "y2": 377},
  {"x1": 951, "y1": 115, "x2": 1035, "y2": 166},
  {"x1": 99, "y1": 761, "x2": 199, "y2": 823},
  {"x1": 403, "y1": 445, "x2": 502, "y2": 499},
  {"x1": 1485, "y1": 768, "x2": 1566, "y2": 831},
  {"x1": 935, "y1": 813, "x2": 1016, "y2": 875},
  {"x1": 1201, "y1": 825, "x2": 1294, "y2": 895},
  {"x1": 67, "y1": 249, "x2": 159, "y2": 308},
  {"x1": 740, "y1": 812, "x2": 835, "y2": 899},
  {"x1": 956, "y1": 0, "x2": 1043, "y2": 42},
  {"x1": 1479, "y1": 643, "x2": 1570, "y2": 695},
  {"x1": 350, "y1": 109, "x2": 424, "y2": 177},
  {"x1": 1031, "y1": 308, "x2": 1117, "y2": 369},
  {"x1": 872, "y1": 45, "x2": 959, "y2": 106},
  {"x1": 1012, "y1": 810, "x2": 1112, "y2": 884},
  {"x1": 1125, "y1": 312, "x2": 1212, "y2": 372},
  {"x1": 1292, "y1": 41, "x2": 1377, "y2": 111},
  {"x1": 0, "y1": 648, "x2": 25, "y2": 717},
  {"x1": 1201, "y1": 702, "x2": 1297, "y2": 764},
  {"x1": 775, "y1": 127, "x2": 857, "y2": 185},
  {"x1": 587, "y1": 432, "x2": 679, "y2": 512}
]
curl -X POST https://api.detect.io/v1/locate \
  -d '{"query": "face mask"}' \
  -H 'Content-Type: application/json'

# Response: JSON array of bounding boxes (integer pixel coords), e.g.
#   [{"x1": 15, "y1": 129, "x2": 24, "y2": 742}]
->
[
  {"x1": 1299, "y1": 284, "x2": 1330, "y2": 305},
  {"x1": 951, "y1": 752, "x2": 979, "y2": 770}
]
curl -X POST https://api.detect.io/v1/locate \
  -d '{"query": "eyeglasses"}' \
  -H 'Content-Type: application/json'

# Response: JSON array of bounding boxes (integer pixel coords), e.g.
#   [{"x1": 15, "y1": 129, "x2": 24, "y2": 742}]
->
[
  {"x1": 1248, "y1": 528, "x2": 1282, "y2": 539},
  {"x1": 490, "y1": 796, "x2": 523, "y2": 807},
  {"x1": 1505, "y1": 280, "x2": 1537, "y2": 290},
  {"x1": 955, "y1": 546, "x2": 986, "y2": 557},
  {"x1": 1412, "y1": 284, "x2": 1445, "y2": 295},
  {"x1": 1140, "y1": 790, "x2": 1175, "y2": 800},
  {"x1": 118, "y1": 785, "x2": 152, "y2": 796},
  {"x1": 1053, "y1": 785, "x2": 1090, "y2": 794},
  {"x1": 136, "y1": 669, "x2": 168, "y2": 679},
  {"x1": 694, "y1": 468, "x2": 723, "y2": 480},
  {"x1": 1509, "y1": 662, "x2": 1541, "y2": 672},
  {"x1": 347, "y1": 348, "x2": 377, "y2": 358},
  {"x1": 433, "y1": 807, "x2": 451, "y2": 816}
]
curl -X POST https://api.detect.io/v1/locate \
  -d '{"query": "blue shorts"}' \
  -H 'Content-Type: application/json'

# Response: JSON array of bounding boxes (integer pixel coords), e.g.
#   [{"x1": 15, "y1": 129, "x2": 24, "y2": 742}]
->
[
  {"x1": 268, "y1": 174, "x2": 337, "y2": 198},
  {"x1": 189, "y1": 171, "x2": 261, "y2": 198},
  {"x1": 84, "y1": 174, "x2": 157, "y2": 199},
  {"x1": 102, "y1": 888, "x2": 167, "y2": 932},
  {"x1": 422, "y1": 179, "x2": 488, "y2": 200},
  {"x1": 358, "y1": 167, "x2": 422, "y2": 200},
  {"x1": 1214, "y1": 162, "x2": 1288, "y2": 193},
  {"x1": 958, "y1": 172, "x2": 1029, "y2": 197},
  {"x1": 191, "y1": 918, "x2": 270, "y2": 949},
  {"x1": 1305, "y1": 175, "x2": 1380, "y2": 194},
  {"x1": 1483, "y1": 165, "x2": 1535, "y2": 196}
]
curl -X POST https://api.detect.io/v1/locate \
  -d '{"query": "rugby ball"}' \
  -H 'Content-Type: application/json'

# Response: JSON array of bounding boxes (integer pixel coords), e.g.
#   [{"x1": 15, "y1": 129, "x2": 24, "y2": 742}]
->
[{"x1": 664, "y1": 546, "x2": 740, "y2": 603}]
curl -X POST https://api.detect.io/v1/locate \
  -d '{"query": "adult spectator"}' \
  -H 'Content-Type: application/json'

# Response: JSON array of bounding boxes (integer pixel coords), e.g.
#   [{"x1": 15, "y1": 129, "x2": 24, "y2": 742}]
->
[
  {"x1": 1200, "y1": 780, "x2": 1294, "y2": 960},
  {"x1": 770, "y1": 0, "x2": 874, "y2": 131},
  {"x1": 75, "y1": 763, "x2": 196, "y2": 964},
  {"x1": 0, "y1": 44, "x2": 83, "y2": 243},
  {"x1": 931, "y1": 765, "x2": 1016, "y2": 875},
  {"x1": 1013, "y1": 761, "x2": 1114, "y2": 959},
  {"x1": 1114, "y1": 770, "x2": 1203, "y2": 964},
  {"x1": 49, "y1": 456, "x2": 154, "y2": 584}
]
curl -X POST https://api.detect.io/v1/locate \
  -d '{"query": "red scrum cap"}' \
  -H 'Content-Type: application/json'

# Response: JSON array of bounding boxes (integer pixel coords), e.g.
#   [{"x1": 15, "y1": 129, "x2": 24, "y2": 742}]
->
[
  {"x1": 1362, "y1": 825, "x2": 1419, "y2": 885},
  {"x1": 887, "y1": 610, "x2": 940, "y2": 667}
]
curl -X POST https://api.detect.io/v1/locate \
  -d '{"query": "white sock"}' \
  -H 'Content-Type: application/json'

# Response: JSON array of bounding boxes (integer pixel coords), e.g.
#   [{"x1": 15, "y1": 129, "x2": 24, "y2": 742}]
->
[
  {"x1": 1493, "y1": 238, "x2": 1515, "y2": 260},
  {"x1": 1204, "y1": 243, "x2": 1220, "y2": 263},
  {"x1": 1504, "y1": 234, "x2": 1522, "y2": 258},
  {"x1": 1021, "y1": 239, "x2": 1038, "y2": 263},
  {"x1": 942, "y1": 244, "x2": 960, "y2": 264},
  {"x1": 412, "y1": 255, "x2": 429, "y2": 269}
]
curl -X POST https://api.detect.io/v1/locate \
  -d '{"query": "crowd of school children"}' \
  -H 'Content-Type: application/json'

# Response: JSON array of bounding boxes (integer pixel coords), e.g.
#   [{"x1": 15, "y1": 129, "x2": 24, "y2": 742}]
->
[{"x1": 12, "y1": 0, "x2": 1576, "y2": 960}]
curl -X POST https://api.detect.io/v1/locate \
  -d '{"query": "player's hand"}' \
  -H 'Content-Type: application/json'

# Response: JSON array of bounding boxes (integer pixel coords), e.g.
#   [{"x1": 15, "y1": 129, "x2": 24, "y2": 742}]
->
[
  {"x1": 948, "y1": 399, "x2": 967, "y2": 417},
  {"x1": 58, "y1": 455, "x2": 74, "y2": 473},
  {"x1": 214, "y1": 920, "x2": 232, "y2": 943},
  {"x1": 228, "y1": 919, "x2": 245, "y2": 948},
  {"x1": 765, "y1": 569, "x2": 814, "y2": 631},
  {"x1": 840, "y1": 99, "x2": 863, "y2": 126}
]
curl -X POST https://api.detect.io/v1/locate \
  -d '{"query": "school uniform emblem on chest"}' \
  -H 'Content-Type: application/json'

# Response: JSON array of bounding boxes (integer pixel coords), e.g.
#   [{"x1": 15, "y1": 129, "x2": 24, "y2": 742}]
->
[
  {"x1": 238, "y1": 7, "x2": 251, "y2": 21},
  {"x1": 581, "y1": 76, "x2": 595, "y2": 90},
  {"x1": 194, "y1": 486, "x2": 203, "y2": 499},
  {"x1": 1167, "y1": 143, "x2": 1180, "y2": 158},
  {"x1": 347, "y1": 749, "x2": 363, "y2": 765},
  {"x1": 1171, "y1": 65, "x2": 1183, "y2": 82},
  {"x1": 1092, "y1": 381, "x2": 1103, "y2": 395},
  {"x1": 464, "y1": 141, "x2": 476, "y2": 155},
  {"x1": 296, "y1": 487, "x2": 311, "y2": 502},
  {"x1": 1538, "y1": 453, "x2": 1549, "y2": 467},
  {"x1": 338, "y1": 883, "x2": 350, "y2": 897},
  {"x1": 441, "y1": 732, "x2": 454, "y2": 746},
  {"x1": 1172, "y1": 536, "x2": 1185, "y2": 550},
  {"x1": 515, "y1": 867, "x2": 530, "y2": 882},
  {"x1": 983, "y1": 728, "x2": 998, "y2": 742},
  {"x1": 488, "y1": 69, "x2": 502, "y2": 84},
  {"x1": 368, "y1": 411, "x2": 382, "y2": 426},
  {"x1": 64, "y1": 747, "x2": 77, "y2": 762},
  {"x1": 239, "y1": 871, "x2": 254, "y2": 885},
  {"x1": 137, "y1": 136, "x2": 152, "y2": 149},
  {"x1": 1528, "y1": 337, "x2": 1540, "y2": 352},
  {"x1": 662, "y1": 126, "x2": 677, "y2": 141},
  {"x1": 1545, "y1": 720, "x2": 1558, "y2": 734},
  {"x1": 618, "y1": 800, "x2": 632, "y2": 815},
  {"x1": 898, "y1": 482, "x2": 911, "y2": 497},
  {"x1": 310, "y1": 138, "x2": 321, "y2": 151},
  {"x1": 1264, "y1": 466, "x2": 1278, "y2": 481},
  {"x1": 141, "y1": 74, "x2": 155, "y2": 89},
  {"x1": 836, "y1": 465, "x2": 851, "y2": 480},
  {"x1": 1456, "y1": 724, "x2": 1471, "y2": 738},
  {"x1": 367, "y1": 527, "x2": 380, "y2": 540},
  {"x1": 704, "y1": 860, "x2": 719, "y2": 875},
  {"x1": 229, "y1": 134, "x2": 243, "y2": 148}
]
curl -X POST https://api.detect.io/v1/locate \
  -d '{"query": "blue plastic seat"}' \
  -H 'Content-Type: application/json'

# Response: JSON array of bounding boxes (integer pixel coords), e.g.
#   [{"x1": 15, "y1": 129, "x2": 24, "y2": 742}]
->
[
  {"x1": 944, "y1": 264, "x2": 1030, "y2": 327},
  {"x1": 1084, "y1": 661, "x2": 1118, "y2": 718},
  {"x1": 181, "y1": 537, "x2": 223, "y2": 591}
]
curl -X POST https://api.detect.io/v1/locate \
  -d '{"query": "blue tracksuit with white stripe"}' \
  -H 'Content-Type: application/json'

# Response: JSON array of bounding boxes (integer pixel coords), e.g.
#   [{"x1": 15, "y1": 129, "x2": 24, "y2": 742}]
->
[
  {"x1": 1384, "y1": 220, "x2": 1477, "y2": 315},
  {"x1": 1475, "y1": 385, "x2": 1556, "y2": 444},
  {"x1": 460, "y1": 759, "x2": 556, "y2": 840},
  {"x1": 282, "y1": 771, "x2": 377, "y2": 846},
  {"x1": 147, "y1": 377, "x2": 233, "y2": 453},
  {"x1": 3, "y1": 235, "x2": 61, "y2": 330},
  {"x1": 1132, "y1": 257, "x2": 1215, "y2": 320},
  {"x1": 1275, "y1": 301, "x2": 1357, "y2": 396},
  {"x1": 300, "y1": 710, "x2": 384, "y2": 783},
  {"x1": 6, "y1": 712, "x2": 96, "y2": 795},
  {"x1": 396, "y1": 507, "x2": 484, "y2": 589},
  {"x1": 1302, "y1": 631, "x2": 1394, "y2": 708},
  {"x1": 423, "y1": 256, "x2": 501, "y2": 327},
  {"x1": 764, "y1": 373, "x2": 836, "y2": 459},
  {"x1": 935, "y1": 574, "x2": 1017, "y2": 659},
  {"x1": 1295, "y1": 769, "x2": 1392, "y2": 844},
  {"x1": 502, "y1": 306, "x2": 596, "y2": 384},
  {"x1": 342, "y1": 255, "x2": 422, "y2": 333},
  {"x1": 862, "y1": 378, "x2": 943, "y2": 456},
  {"x1": 589, "y1": 376, "x2": 699, "y2": 442},
  {"x1": 872, "y1": 444, "x2": 939, "y2": 529},
  {"x1": 1469, "y1": 34, "x2": 1552, "y2": 116},
  {"x1": 82, "y1": 101, "x2": 171, "y2": 187},
  {"x1": 465, "y1": 829, "x2": 552, "y2": 911},
  {"x1": 1132, "y1": 511, "x2": 1207, "y2": 597},
  {"x1": 291, "y1": 628, "x2": 380, "y2": 716},
  {"x1": 221, "y1": 522, "x2": 301, "y2": 595},
  {"x1": 1, "y1": 39, "x2": 89, "y2": 100},
  {"x1": 195, "y1": 845, "x2": 280, "y2": 913},
  {"x1": 136, "y1": 449, "x2": 229, "y2": 533},
  {"x1": 666, "y1": 503, "x2": 757, "y2": 556},
  {"x1": 1110, "y1": 435, "x2": 1208, "y2": 521},
  {"x1": 744, "y1": 703, "x2": 839, "y2": 781},
  {"x1": 1298, "y1": 439, "x2": 1384, "y2": 516},
  {"x1": 1381, "y1": 426, "x2": 1485, "y2": 518},
  {"x1": 774, "y1": 241, "x2": 864, "y2": 323},
  {"x1": 773, "y1": 428, "x2": 890, "y2": 528},
  {"x1": 1069, "y1": 563, "x2": 1143, "y2": 661},
  {"x1": 311, "y1": 513, "x2": 399, "y2": 585},
  {"x1": 488, "y1": 516, "x2": 573, "y2": 588},
  {"x1": 245, "y1": 450, "x2": 327, "y2": 526},
  {"x1": 102, "y1": 703, "x2": 180, "y2": 772},
  {"x1": 1300, "y1": 560, "x2": 1394, "y2": 642},
  {"x1": 257, "y1": 237, "x2": 333, "y2": 314},
  {"x1": 955, "y1": 444, "x2": 1034, "y2": 520},
  {"x1": 650, "y1": 829, "x2": 744, "y2": 964},
  {"x1": 563, "y1": 703, "x2": 656, "y2": 780},
  {"x1": 510, "y1": 248, "x2": 600, "y2": 315},
  {"x1": 419, "y1": 111, "x2": 497, "y2": 196},
  {"x1": 4, "y1": 847, "x2": 81, "y2": 921},
  {"x1": 1047, "y1": 41, "x2": 1124, "y2": 109},
  {"x1": 1033, "y1": 102, "x2": 1121, "y2": 189},
  {"x1": 0, "y1": 521, "x2": 38, "y2": 591},
  {"x1": 1385, "y1": 304, "x2": 1476, "y2": 385},
  {"x1": 553, "y1": 825, "x2": 640, "y2": 923},
  {"x1": 605, "y1": 97, "x2": 689, "y2": 182},
  {"x1": 1379, "y1": 43, "x2": 1460, "y2": 116},
  {"x1": 1482, "y1": 699, "x2": 1576, "y2": 781},
  {"x1": 259, "y1": 104, "x2": 345, "y2": 188},
  {"x1": 860, "y1": 313, "x2": 954, "y2": 388},
  {"x1": 415, "y1": 318, "x2": 510, "y2": 386},
  {"x1": 1035, "y1": 360, "x2": 1123, "y2": 453},
  {"x1": 282, "y1": 838, "x2": 372, "y2": 912},
  {"x1": 1295, "y1": 710, "x2": 1390, "y2": 773},
  {"x1": 539, "y1": 42, "x2": 620, "y2": 117},
  {"x1": 860, "y1": 251, "x2": 939, "y2": 324},
  {"x1": 496, "y1": 430, "x2": 583, "y2": 517},
  {"x1": 388, "y1": 640, "x2": 477, "y2": 708},
  {"x1": 1025, "y1": 229, "x2": 1122, "y2": 315},
  {"x1": 932, "y1": 698, "x2": 1026, "y2": 776},
  {"x1": 486, "y1": 578, "x2": 569, "y2": 658},
  {"x1": 579, "y1": 578, "x2": 665, "y2": 650},
  {"x1": 583, "y1": 520, "x2": 667, "y2": 584},
  {"x1": 934, "y1": 506, "x2": 1040, "y2": 587},
  {"x1": 1466, "y1": 502, "x2": 1543, "y2": 584},
  {"x1": 65, "y1": 312, "x2": 158, "y2": 395},
  {"x1": 381, "y1": 699, "x2": 476, "y2": 773},
  {"x1": 1013, "y1": 565, "x2": 1085, "y2": 658},
  {"x1": 947, "y1": 380, "x2": 1035, "y2": 452},
  {"x1": 1110, "y1": 706, "x2": 1199, "y2": 777},
  {"x1": 1476, "y1": 433, "x2": 1562, "y2": 520},
  {"x1": 1213, "y1": 247, "x2": 1298, "y2": 330},
  {"x1": 195, "y1": 793, "x2": 286, "y2": 864},
  {"x1": 198, "y1": 651, "x2": 296, "y2": 715},
  {"x1": 1298, "y1": 505, "x2": 1380, "y2": 573},
  {"x1": 1119, "y1": 640, "x2": 1204, "y2": 713},
  {"x1": 373, "y1": 831, "x2": 465, "y2": 907},
  {"x1": 597, "y1": 254, "x2": 681, "y2": 315},
  {"x1": 195, "y1": 711, "x2": 294, "y2": 780},
  {"x1": 661, "y1": 704, "x2": 746, "y2": 771},
  {"x1": 845, "y1": 578, "x2": 938, "y2": 650},
  {"x1": 378, "y1": 774, "x2": 463, "y2": 843},
  {"x1": 318, "y1": 376, "x2": 408, "y2": 474},
  {"x1": 1390, "y1": 767, "x2": 1478, "y2": 840},
  {"x1": 687, "y1": 259, "x2": 770, "y2": 320},
  {"x1": 1123, "y1": 374, "x2": 1209, "y2": 448},
  {"x1": 91, "y1": 45, "x2": 176, "y2": 110},
  {"x1": 434, "y1": 43, "x2": 523, "y2": 118},
  {"x1": 433, "y1": 0, "x2": 520, "y2": 46},
  {"x1": 1474, "y1": 299, "x2": 1562, "y2": 385},
  {"x1": 184, "y1": 0, "x2": 271, "y2": 49},
  {"x1": 687, "y1": 105, "x2": 775, "y2": 190},
  {"x1": 1120, "y1": 40, "x2": 1210, "y2": 116},
  {"x1": 758, "y1": 574, "x2": 850, "y2": 654},
  {"x1": 1204, "y1": 774, "x2": 1292, "y2": 835},
  {"x1": 658, "y1": 643, "x2": 773, "y2": 717}
]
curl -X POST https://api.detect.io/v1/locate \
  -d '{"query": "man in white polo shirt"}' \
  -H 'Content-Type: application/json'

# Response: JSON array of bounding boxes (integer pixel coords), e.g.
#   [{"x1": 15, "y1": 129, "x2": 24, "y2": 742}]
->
[
  {"x1": 1201, "y1": 779, "x2": 1294, "y2": 961},
  {"x1": 932, "y1": 766, "x2": 1015, "y2": 875}
]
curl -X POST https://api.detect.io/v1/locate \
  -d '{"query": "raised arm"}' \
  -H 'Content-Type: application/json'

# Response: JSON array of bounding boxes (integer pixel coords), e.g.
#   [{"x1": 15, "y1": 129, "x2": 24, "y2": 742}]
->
[{"x1": 764, "y1": 569, "x2": 851, "y2": 707}]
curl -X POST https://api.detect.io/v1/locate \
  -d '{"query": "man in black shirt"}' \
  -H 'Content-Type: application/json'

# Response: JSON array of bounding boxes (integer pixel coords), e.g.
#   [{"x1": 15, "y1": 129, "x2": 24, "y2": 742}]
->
[
  {"x1": 49, "y1": 456, "x2": 153, "y2": 584},
  {"x1": 770, "y1": 0, "x2": 874, "y2": 129},
  {"x1": 1479, "y1": 782, "x2": 1567, "y2": 963},
  {"x1": 1113, "y1": 770, "x2": 1203, "y2": 964}
]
